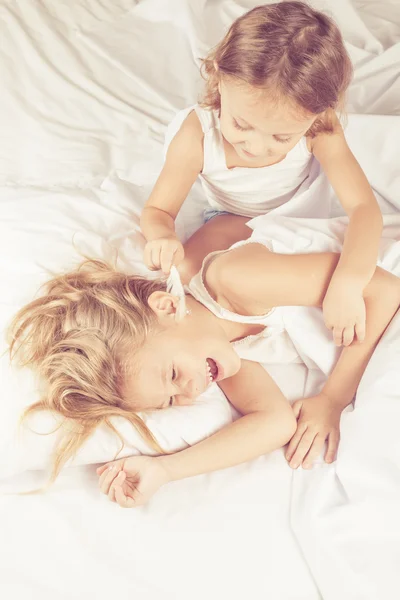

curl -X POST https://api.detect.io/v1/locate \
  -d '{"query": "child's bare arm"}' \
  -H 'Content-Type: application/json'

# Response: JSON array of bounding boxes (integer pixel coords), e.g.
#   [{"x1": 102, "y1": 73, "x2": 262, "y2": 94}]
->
[
  {"x1": 311, "y1": 119, "x2": 383, "y2": 346},
  {"x1": 140, "y1": 111, "x2": 204, "y2": 273},
  {"x1": 312, "y1": 123, "x2": 383, "y2": 287},
  {"x1": 157, "y1": 360, "x2": 296, "y2": 481},
  {"x1": 97, "y1": 360, "x2": 296, "y2": 507}
]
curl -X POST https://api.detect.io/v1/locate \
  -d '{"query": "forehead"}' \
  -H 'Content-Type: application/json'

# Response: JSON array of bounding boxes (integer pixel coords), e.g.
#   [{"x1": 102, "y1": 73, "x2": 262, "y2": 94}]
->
[{"x1": 221, "y1": 79, "x2": 315, "y2": 133}]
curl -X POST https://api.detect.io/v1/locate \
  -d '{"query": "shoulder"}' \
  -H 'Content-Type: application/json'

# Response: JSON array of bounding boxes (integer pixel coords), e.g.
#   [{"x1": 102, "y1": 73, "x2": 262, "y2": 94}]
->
[
  {"x1": 166, "y1": 109, "x2": 204, "y2": 171},
  {"x1": 308, "y1": 114, "x2": 351, "y2": 159},
  {"x1": 172, "y1": 109, "x2": 204, "y2": 146}
]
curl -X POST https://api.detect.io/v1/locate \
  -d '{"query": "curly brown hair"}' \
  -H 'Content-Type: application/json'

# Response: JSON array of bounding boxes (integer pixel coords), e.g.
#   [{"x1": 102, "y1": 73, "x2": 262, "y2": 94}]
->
[{"x1": 201, "y1": 1, "x2": 353, "y2": 136}]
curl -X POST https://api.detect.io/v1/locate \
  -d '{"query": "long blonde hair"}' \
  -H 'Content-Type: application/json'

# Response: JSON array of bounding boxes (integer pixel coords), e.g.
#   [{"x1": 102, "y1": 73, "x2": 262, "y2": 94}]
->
[
  {"x1": 201, "y1": 1, "x2": 353, "y2": 136},
  {"x1": 9, "y1": 260, "x2": 167, "y2": 484}
]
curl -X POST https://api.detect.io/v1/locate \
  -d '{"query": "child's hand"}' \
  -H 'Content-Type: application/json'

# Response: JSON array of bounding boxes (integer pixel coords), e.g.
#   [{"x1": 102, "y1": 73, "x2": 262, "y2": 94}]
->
[
  {"x1": 323, "y1": 278, "x2": 366, "y2": 346},
  {"x1": 144, "y1": 237, "x2": 184, "y2": 274},
  {"x1": 285, "y1": 393, "x2": 342, "y2": 469},
  {"x1": 96, "y1": 455, "x2": 171, "y2": 508}
]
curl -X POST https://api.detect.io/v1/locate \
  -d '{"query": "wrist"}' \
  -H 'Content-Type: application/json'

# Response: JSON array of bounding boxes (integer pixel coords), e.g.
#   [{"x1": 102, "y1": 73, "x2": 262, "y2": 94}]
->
[
  {"x1": 148, "y1": 230, "x2": 178, "y2": 243},
  {"x1": 141, "y1": 207, "x2": 177, "y2": 242},
  {"x1": 320, "y1": 387, "x2": 353, "y2": 411},
  {"x1": 156, "y1": 454, "x2": 178, "y2": 484},
  {"x1": 329, "y1": 267, "x2": 368, "y2": 293}
]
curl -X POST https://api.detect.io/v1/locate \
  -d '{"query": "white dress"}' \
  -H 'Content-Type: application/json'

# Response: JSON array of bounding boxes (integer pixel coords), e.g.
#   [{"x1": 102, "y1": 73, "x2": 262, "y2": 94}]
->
[{"x1": 165, "y1": 104, "x2": 313, "y2": 218}]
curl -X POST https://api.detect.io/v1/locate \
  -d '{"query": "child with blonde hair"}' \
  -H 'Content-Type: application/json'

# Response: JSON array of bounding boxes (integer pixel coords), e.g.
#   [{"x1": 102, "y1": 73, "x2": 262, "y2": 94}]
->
[
  {"x1": 10, "y1": 224, "x2": 400, "y2": 506},
  {"x1": 141, "y1": 1, "x2": 382, "y2": 348}
]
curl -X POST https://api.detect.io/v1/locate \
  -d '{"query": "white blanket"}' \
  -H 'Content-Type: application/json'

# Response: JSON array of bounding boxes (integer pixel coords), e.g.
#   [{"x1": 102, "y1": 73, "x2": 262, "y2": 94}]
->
[{"x1": 1, "y1": 1, "x2": 400, "y2": 599}]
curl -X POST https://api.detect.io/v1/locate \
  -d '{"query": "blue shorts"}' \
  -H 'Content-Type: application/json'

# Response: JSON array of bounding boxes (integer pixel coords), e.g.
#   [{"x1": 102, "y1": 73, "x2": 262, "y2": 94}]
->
[{"x1": 203, "y1": 208, "x2": 231, "y2": 223}]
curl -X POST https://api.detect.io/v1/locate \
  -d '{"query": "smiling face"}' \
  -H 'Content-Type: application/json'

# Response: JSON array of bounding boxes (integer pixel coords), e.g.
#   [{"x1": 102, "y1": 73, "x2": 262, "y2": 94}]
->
[
  {"x1": 122, "y1": 293, "x2": 241, "y2": 411},
  {"x1": 219, "y1": 79, "x2": 317, "y2": 163}
]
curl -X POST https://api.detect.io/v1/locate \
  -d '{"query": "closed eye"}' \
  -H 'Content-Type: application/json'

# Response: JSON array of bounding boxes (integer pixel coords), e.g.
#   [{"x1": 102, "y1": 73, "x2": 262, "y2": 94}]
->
[
  {"x1": 233, "y1": 119, "x2": 250, "y2": 132},
  {"x1": 169, "y1": 367, "x2": 177, "y2": 406},
  {"x1": 273, "y1": 135, "x2": 291, "y2": 144}
]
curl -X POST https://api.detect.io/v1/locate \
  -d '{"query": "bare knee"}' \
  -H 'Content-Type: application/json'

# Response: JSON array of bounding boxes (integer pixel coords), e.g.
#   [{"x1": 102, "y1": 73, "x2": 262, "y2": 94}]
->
[
  {"x1": 210, "y1": 214, "x2": 251, "y2": 246},
  {"x1": 367, "y1": 267, "x2": 400, "y2": 303},
  {"x1": 180, "y1": 214, "x2": 251, "y2": 284}
]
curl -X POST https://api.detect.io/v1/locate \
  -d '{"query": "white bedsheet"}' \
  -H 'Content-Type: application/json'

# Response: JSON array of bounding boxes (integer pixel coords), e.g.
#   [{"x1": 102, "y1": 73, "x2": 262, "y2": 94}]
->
[{"x1": 0, "y1": 1, "x2": 400, "y2": 599}]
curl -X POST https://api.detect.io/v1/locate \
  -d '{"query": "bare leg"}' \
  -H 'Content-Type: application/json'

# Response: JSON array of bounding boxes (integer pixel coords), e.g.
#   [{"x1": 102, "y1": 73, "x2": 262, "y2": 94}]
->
[{"x1": 178, "y1": 214, "x2": 251, "y2": 284}]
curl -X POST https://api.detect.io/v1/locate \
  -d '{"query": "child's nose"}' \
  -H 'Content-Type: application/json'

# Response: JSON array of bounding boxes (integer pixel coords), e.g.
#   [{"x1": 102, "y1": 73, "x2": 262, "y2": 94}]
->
[{"x1": 245, "y1": 139, "x2": 266, "y2": 156}]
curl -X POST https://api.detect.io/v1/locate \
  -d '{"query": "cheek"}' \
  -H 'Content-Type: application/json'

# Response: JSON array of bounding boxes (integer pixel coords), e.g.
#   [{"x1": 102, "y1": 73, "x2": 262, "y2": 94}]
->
[
  {"x1": 220, "y1": 120, "x2": 238, "y2": 143},
  {"x1": 219, "y1": 112, "x2": 242, "y2": 143},
  {"x1": 272, "y1": 135, "x2": 302, "y2": 154}
]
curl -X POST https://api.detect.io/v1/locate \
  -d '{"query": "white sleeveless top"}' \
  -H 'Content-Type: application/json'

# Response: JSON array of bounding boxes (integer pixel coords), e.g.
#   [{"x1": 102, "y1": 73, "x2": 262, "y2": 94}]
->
[{"x1": 165, "y1": 104, "x2": 313, "y2": 218}]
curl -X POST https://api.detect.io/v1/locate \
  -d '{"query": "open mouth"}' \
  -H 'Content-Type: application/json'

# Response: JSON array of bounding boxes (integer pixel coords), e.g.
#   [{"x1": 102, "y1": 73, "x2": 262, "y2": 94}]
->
[{"x1": 206, "y1": 358, "x2": 219, "y2": 384}]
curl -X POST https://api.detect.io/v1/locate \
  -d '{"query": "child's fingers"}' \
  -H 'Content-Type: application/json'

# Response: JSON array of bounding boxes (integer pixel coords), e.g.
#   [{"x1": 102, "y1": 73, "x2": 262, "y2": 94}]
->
[
  {"x1": 99, "y1": 466, "x2": 121, "y2": 495},
  {"x1": 98, "y1": 467, "x2": 113, "y2": 492},
  {"x1": 144, "y1": 243, "x2": 161, "y2": 271},
  {"x1": 98, "y1": 467, "x2": 111, "y2": 487},
  {"x1": 342, "y1": 325, "x2": 354, "y2": 347},
  {"x1": 143, "y1": 244, "x2": 156, "y2": 270},
  {"x1": 107, "y1": 471, "x2": 125, "y2": 503},
  {"x1": 333, "y1": 326, "x2": 344, "y2": 346},
  {"x1": 96, "y1": 463, "x2": 111, "y2": 476},
  {"x1": 160, "y1": 247, "x2": 176, "y2": 274},
  {"x1": 288, "y1": 430, "x2": 317, "y2": 469},
  {"x1": 114, "y1": 485, "x2": 135, "y2": 508},
  {"x1": 114, "y1": 476, "x2": 137, "y2": 509},
  {"x1": 325, "y1": 430, "x2": 340, "y2": 463},
  {"x1": 149, "y1": 247, "x2": 162, "y2": 271},
  {"x1": 302, "y1": 434, "x2": 325, "y2": 469},
  {"x1": 355, "y1": 319, "x2": 366, "y2": 343},
  {"x1": 174, "y1": 244, "x2": 185, "y2": 266},
  {"x1": 108, "y1": 471, "x2": 125, "y2": 502},
  {"x1": 108, "y1": 485, "x2": 116, "y2": 503},
  {"x1": 286, "y1": 421, "x2": 307, "y2": 461}
]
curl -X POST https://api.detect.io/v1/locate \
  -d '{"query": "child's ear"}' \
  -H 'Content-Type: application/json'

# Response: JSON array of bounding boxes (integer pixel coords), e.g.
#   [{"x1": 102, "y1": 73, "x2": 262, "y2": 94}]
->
[{"x1": 148, "y1": 291, "x2": 179, "y2": 319}]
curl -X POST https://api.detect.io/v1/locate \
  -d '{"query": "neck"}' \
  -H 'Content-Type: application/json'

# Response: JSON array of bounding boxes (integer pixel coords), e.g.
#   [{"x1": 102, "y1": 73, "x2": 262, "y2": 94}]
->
[{"x1": 186, "y1": 295, "x2": 257, "y2": 343}]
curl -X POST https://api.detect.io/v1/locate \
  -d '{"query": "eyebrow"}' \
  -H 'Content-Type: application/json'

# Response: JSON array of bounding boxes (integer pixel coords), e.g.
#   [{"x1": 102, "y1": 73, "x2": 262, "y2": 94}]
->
[{"x1": 234, "y1": 116, "x2": 303, "y2": 136}]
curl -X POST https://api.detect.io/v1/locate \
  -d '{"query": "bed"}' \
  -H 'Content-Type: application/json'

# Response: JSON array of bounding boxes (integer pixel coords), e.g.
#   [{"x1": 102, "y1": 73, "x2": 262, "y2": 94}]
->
[{"x1": 0, "y1": 1, "x2": 399, "y2": 599}]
